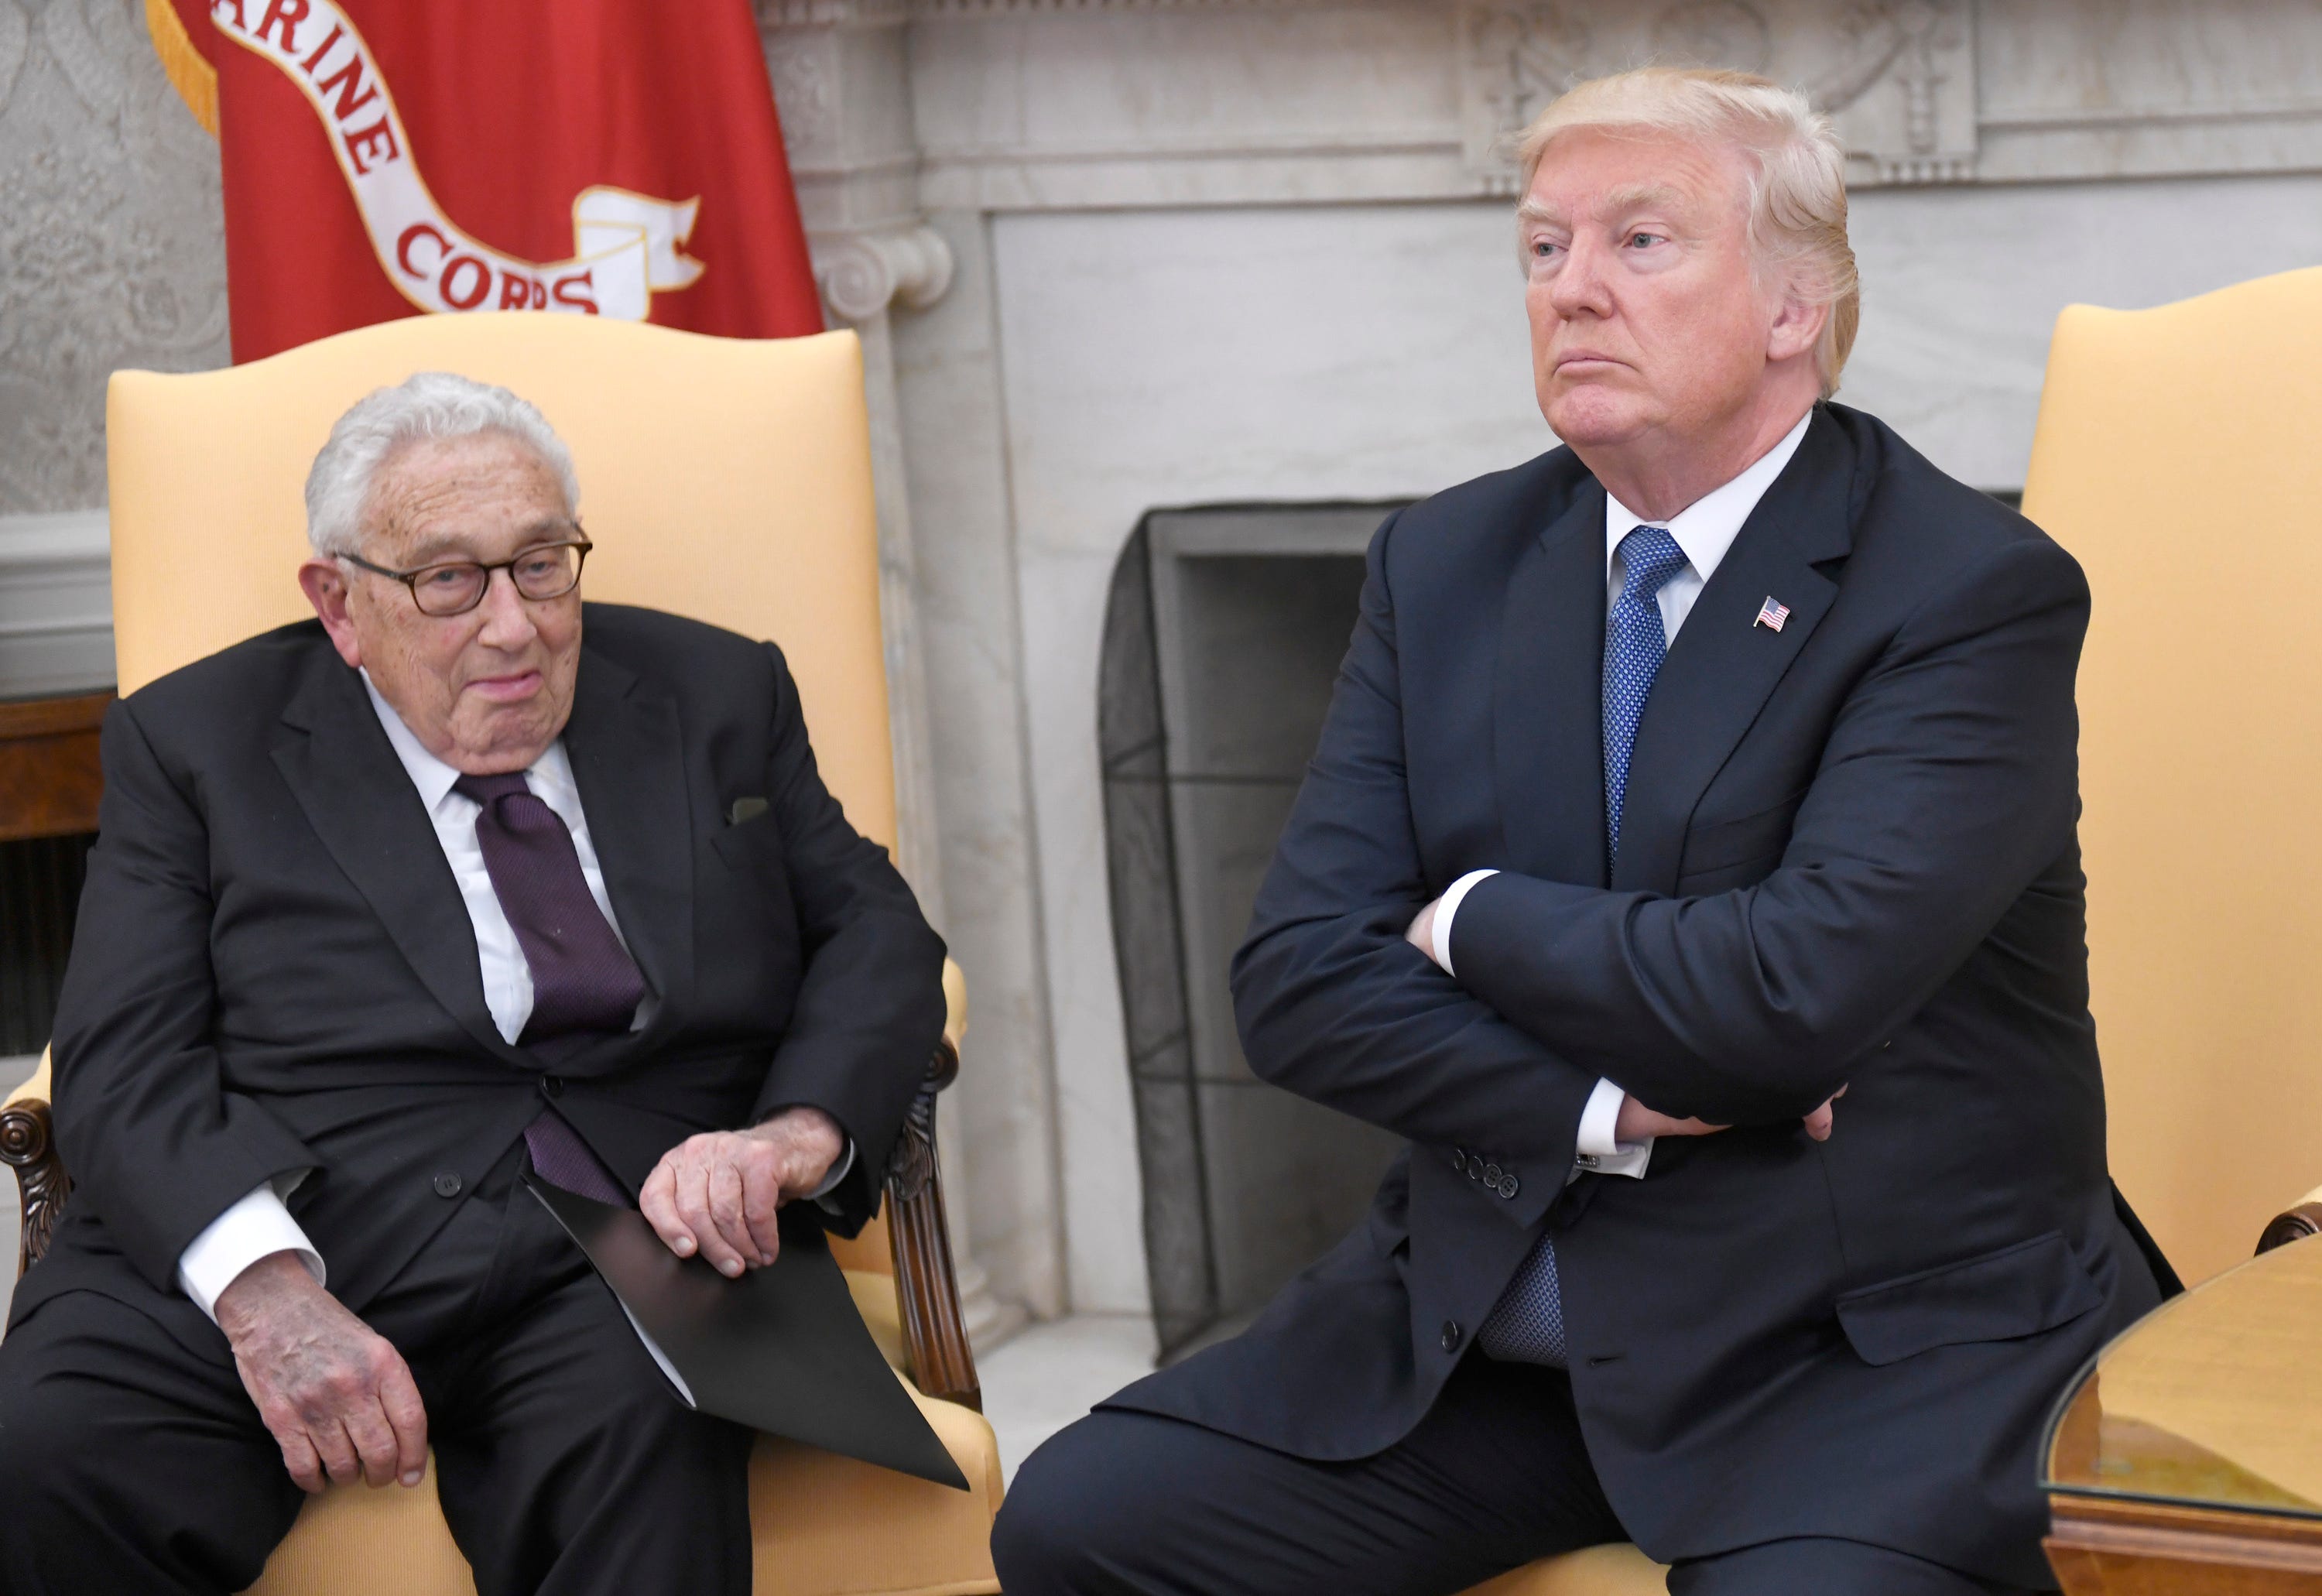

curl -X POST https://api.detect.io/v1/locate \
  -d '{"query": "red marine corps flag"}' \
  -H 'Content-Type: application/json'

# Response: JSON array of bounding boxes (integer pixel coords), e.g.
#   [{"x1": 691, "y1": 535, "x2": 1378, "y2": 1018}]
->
[{"x1": 148, "y1": 0, "x2": 825, "y2": 362}]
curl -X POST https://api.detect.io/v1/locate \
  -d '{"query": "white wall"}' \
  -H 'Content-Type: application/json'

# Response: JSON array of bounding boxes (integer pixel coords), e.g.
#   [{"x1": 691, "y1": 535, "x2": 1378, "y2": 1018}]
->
[{"x1": 1846, "y1": 173, "x2": 2322, "y2": 488}]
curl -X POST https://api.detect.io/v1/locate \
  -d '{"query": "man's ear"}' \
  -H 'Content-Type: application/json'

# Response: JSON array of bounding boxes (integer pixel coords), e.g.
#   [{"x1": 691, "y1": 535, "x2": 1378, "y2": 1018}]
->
[
  {"x1": 298, "y1": 558, "x2": 365, "y2": 670},
  {"x1": 1765, "y1": 285, "x2": 1829, "y2": 368}
]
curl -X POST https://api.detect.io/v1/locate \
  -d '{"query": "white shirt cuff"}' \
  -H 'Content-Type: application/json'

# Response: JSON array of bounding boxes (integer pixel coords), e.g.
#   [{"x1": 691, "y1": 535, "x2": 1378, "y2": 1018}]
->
[
  {"x1": 1574, "y1": 1077, "x2": 1652, "y2": 1180},
  {"x1": 176, "y1": 1179, "x2": 325, "y2": 1324},
  {"x1": 811, "y1": 1138, "x2": 857, "y2": 1211},
  {"x1": 1431, "y1": 868, "x2": 1501, "y2": 976}
]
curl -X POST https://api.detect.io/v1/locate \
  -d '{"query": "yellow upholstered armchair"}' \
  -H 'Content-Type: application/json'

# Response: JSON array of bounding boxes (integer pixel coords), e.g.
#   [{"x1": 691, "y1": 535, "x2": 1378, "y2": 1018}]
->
[
  {"x1": 2021, "y1": 265, "x2": 2322, "y2": 1284},
  {"x1": 0, "y1": 315, "x2": 1000, "y2": 1596}
]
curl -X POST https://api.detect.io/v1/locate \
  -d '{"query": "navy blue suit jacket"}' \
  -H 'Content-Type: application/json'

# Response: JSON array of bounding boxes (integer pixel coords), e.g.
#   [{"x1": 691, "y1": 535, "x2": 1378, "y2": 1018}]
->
[{"x1": 1107, "y1": 405, "x2": 2169, "y2": 1587}]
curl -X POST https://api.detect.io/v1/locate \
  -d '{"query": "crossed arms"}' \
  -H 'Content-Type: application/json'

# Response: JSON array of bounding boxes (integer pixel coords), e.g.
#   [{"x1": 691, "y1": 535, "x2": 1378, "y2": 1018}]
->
[{"x1": 1230, "y1": 517, "x2": 2089, "y2": 1163}]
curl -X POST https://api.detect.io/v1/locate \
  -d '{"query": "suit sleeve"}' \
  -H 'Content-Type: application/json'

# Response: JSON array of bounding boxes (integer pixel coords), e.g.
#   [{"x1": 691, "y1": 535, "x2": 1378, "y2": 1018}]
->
[
  {"x1": 1230, "y1": 513, "x2": 1602, "y2": 1165},
  {"x1": 49, "y1": 701, "x2": 320, "y2": 1293},
  {"x1": 749, "y1": 642, "x2": 947, "y2": 1231},
  {"x1": 1447, "y1": 536, "x2": 2089, "y2": 1125}
]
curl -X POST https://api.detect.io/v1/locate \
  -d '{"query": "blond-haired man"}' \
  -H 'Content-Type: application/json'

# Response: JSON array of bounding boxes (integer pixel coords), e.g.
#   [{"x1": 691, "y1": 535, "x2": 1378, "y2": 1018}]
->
[{"x1": 993, "y1": 69, "x2": 2170, "y2": 1596}]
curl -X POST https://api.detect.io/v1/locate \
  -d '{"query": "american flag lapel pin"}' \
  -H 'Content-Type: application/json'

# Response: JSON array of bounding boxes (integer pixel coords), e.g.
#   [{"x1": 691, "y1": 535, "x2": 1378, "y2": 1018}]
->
[{"x1": 1754, "y1": 595, "x2": 1791, "y2": 632}]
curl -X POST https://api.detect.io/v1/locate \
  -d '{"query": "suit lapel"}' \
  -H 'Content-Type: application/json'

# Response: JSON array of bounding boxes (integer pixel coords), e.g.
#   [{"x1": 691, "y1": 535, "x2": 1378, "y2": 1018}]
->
[
  {"x1": 272, "y1": 654, "x2": 529, "y2": 1068},
  {"x1": 561, "y1": 646, "x2": 695, "y2": 1060},
  {"x1": 1495, "y1": 481, "x2": 1611, "y2": 888},
  {"x1": 1614, "y1": 410, "x2": 1857, "y2": 892}
]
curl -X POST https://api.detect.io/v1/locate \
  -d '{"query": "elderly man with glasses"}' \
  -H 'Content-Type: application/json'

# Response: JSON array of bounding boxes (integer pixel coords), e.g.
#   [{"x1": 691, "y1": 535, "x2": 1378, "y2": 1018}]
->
[{"x1": 0, "y1": 372, "x2": 946, "y2": 1596}]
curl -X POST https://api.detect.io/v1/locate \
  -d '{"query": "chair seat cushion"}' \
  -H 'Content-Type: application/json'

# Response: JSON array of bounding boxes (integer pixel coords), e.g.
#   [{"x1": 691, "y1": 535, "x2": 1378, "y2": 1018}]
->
[
  {"x1": 244, "y1": 1276, "x2": 998, "y2": 1596},
  {"x1": 1462, "y1": 1543, "x2": 1670, "y2": 1596}
]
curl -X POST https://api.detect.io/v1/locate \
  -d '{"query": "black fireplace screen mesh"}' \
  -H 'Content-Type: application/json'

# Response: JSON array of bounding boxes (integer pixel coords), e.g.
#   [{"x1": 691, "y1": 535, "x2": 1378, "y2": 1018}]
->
[{"x1": 1101, "y1": 505, "x2": 1407, "y2": 1361}]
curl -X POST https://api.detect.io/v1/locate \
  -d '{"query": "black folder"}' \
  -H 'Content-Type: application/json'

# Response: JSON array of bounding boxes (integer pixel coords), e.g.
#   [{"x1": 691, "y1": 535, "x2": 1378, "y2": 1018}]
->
[{"x1": 528, "y1": 1180, "x2": 968, "y2": 1490}]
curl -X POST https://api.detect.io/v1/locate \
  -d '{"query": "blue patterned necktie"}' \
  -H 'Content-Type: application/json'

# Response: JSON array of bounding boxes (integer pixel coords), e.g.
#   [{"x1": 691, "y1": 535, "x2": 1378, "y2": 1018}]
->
[
  {"x1": 1598, "y1": 525, "x2": 1692, "y2": 867},
  {"x1": 1476, "y1": 524, "x2": 1690, "y2": 1367},
  {"x1": 458, "y1": 772, "x2": 638, "y2": 1206}
]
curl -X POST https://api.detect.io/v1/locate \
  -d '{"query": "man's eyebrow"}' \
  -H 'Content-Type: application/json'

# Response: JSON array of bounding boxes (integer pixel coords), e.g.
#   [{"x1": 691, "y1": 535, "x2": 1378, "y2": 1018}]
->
[
  {"x1": 401, "y1": 515, "x2": 577, "y2": 563},
  {"x1": 1594, "y1": 182, "x2": 1692, "y2": 221},
  {"x1": 1516, "y1": 183, "x2": 1694, "y2": 230}
]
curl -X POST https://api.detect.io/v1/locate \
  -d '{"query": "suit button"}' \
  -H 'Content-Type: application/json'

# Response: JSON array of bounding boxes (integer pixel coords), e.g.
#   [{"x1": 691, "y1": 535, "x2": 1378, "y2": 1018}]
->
[
  {"x1": 1483, "y1": 1163, "x2": 1502, "y2": 1185},
  {"x1": 542, "y1": 1074, "x2": 565, "y2": 1098},
  {"x1": 1450, "y1": 1148, "x2": 1466, "y2": 1173},
  {"x1": 432, "y1": 1172, "x2": 463, "y2": 1199},
  {"x1": 1498, "y1": 1176, "x2": 1520, "y2": 1200},
  {"x1": 1440, "y1": 1320, "x2": 1463, "y2": 1354}
]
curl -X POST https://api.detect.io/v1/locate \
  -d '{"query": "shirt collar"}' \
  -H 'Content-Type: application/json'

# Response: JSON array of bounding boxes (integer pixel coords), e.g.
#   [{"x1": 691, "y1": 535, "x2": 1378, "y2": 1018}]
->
[
  {"x1": 360, "y1": 670, "x2": 578, "y2": 820},
  {"x1": 1604, "y1": 407, "x2": 1815, "y2": 587}
]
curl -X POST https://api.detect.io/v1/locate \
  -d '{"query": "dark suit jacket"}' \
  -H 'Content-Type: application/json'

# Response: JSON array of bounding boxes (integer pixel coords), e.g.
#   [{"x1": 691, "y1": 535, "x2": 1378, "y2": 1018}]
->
[
  {"x1": 1107, "y1": 406, "x2": 2169, "y2": 1587},
  {"x1": 15, "y1": 604, "x2": 945, "y2": 1334}
]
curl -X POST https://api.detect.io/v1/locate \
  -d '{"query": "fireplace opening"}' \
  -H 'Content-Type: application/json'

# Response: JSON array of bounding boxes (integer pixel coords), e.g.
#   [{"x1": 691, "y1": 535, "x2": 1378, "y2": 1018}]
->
[{"x1": 1100, "y1": 504, "x2": 1409, "y2": 1358}]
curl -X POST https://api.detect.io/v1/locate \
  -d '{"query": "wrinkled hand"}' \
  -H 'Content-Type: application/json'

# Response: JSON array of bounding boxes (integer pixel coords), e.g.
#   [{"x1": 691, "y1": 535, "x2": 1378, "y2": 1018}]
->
[
  {"x1": 640, "y1": 1106, "x2": 845, "y2": 1276},
  {"x1": 1615, "y1": 1084, "x2": 1848, "y2": 1145},
  {"x1": 214, "y1": 1251, "x2": 427, "y2": 1495}
]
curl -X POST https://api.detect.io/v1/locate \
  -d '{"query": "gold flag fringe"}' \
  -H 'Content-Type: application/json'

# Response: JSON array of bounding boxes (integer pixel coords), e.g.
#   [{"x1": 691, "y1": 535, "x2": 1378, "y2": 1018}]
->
[{"x1": 144, "y1": 0, "x2": 218, "y2": 138}]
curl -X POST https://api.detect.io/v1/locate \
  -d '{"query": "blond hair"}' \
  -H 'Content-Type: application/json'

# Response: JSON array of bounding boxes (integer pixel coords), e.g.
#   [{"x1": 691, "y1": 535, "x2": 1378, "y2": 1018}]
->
[{"x1": 1515, "y1": 67, "x2": 1859, "y2": 396}]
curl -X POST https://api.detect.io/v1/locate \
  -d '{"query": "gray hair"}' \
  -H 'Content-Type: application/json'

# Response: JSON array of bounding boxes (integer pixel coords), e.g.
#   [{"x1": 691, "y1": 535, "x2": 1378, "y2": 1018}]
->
[
  {"x1": 1514, "y1": 67, "x2": 1860, "y2": 398},
  {"x1": 303, "y1": 372, "x2": 580, "y2": 557}
]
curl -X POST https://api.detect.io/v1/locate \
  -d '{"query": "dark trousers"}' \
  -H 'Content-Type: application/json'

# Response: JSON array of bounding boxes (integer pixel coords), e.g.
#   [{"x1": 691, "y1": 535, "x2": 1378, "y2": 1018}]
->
[
  {"x1": 992, "y1": 1355, "x2": 2043, "y2": 1596},
  {"x1": 0, "y1": 1151, "x2": 753, "y2": 1596}
]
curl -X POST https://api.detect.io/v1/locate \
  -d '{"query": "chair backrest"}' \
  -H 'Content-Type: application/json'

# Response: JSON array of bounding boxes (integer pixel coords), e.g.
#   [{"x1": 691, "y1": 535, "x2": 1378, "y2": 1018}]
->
[
  {"x1": 2022, "y1": 265, "x2": 2322, "y2": 1286},
  {"x1": 106, "y1": 314, "x2": 899, "y2": 1275}
]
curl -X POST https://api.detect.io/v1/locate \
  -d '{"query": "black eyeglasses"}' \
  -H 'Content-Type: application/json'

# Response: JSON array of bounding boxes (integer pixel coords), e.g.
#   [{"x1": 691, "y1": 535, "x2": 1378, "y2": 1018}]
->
[{"x1": 341, "y1": 535, "x2": 592, "y2": 618}]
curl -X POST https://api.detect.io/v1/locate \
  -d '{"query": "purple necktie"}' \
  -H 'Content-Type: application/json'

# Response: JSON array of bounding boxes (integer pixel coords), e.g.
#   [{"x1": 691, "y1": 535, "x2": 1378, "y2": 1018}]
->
[{"x1": 457, "y1": 771, "x2": 638, "y2": 1205}]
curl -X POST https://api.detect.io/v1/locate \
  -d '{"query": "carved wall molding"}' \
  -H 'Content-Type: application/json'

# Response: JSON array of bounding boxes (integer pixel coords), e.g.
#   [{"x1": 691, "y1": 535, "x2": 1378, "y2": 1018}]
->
[
  {"x1": 1456, "y1": 0, "x2": 1978, "y2": 192},
  {"x1": 762, "y1": 0, "x2": 1342, "y2": 23},
  {"x1": 761, "y1": 0, "x2": 913, "y2": 26},
  {"x1": 813, "y1": 223, "x2": 957, "y2": 322},
  {"x1": 756, "y1": 0, "x2": 2322, "y2": 217}
]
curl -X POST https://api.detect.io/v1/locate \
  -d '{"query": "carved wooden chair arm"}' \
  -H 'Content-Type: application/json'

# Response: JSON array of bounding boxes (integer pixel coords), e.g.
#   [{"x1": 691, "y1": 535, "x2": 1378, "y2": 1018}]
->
[
  {"x1": 2255, "y1": 1187, "x2": 2322, "y2": 1255},
  {"x1": 882, "y1": 1035, "x2": 980, "y2": 1410},
  {"x1": 1, "y1": 1091, "x2": 70, "y2": 1279}
]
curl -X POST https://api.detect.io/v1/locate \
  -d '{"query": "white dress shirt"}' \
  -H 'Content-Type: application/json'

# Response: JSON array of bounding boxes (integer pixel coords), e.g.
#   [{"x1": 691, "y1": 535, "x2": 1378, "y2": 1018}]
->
[
  {"x1": 176, "y1": 676, "x2": 849, "y2": 1321},
  {"x1": 1429, "y1": 409, "x2": 1816, "y2": 1184}
]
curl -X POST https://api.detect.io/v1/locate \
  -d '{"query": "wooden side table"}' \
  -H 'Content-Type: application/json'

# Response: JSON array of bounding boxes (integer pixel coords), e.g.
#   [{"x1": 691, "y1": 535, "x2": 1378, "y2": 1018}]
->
[
  {"x1": 0, "y1": 692, "x2": 111, "y2": 843},
  {"x1": 2044, "y1": 1232, "x2": 2322, "y2": 1591},
  {"x1": 0, "y1": 692, "x2": 111, "y2": 1057}
]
